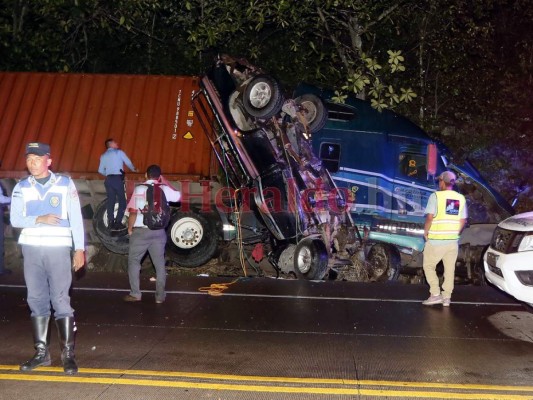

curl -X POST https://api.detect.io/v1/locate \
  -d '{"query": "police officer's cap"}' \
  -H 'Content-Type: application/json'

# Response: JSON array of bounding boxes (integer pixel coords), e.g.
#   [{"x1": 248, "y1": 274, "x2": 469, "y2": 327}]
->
[{"x1": 26, "y1": 142, "x2": 51, "y2": 156}]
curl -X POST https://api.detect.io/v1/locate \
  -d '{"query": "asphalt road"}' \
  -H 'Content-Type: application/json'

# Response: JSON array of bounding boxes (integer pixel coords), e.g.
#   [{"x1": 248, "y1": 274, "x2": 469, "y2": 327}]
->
[{"x1": 0, "y1": 267, "x2": 532, "y2": 400}]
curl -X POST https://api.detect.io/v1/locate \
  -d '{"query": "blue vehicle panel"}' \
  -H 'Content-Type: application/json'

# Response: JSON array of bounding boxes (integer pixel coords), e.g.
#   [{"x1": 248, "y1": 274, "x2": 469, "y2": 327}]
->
[{"x1": 302, "y1": 83, "x2": 513, "y2": 256}]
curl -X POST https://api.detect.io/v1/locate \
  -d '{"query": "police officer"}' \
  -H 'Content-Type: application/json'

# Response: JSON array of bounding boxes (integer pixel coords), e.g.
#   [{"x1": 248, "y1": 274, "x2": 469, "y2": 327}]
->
[
  {"x1": 422, "y1": 171, "x2": 467, "y2": 307},
  {"x1": 10, "y1": 142, "x2": 85, "y2": 375},
  {"x1": 98, "y1": 138, "x2": 137, "y2": 231}
]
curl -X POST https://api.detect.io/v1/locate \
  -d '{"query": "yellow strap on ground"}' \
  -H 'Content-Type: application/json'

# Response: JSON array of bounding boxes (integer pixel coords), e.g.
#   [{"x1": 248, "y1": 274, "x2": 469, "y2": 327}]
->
[{"x1": 198, "y1": 278, "x2": 241, "y2": 296}]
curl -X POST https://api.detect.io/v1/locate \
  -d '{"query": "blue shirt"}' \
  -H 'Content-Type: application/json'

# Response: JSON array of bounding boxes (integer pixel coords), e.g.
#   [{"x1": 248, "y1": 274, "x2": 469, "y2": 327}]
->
[{"x1": 98, "y1": 148, "x2": 136, "y2": 176}]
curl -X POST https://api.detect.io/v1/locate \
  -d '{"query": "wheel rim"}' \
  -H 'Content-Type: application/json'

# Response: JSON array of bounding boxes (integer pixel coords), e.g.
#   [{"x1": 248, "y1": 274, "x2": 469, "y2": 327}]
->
[
  {"x1": 300, "y1": 100, "x2": 318, "y2": 124},
  {"x1": 296, "y1": 246, "x2": 312, "y2": 274},
  {"x1": 248, "y1": 82, "x2": 272, "y2": 108},
  {"x1": 170, "y1": 217, "x2": 204, "y2": 249}
]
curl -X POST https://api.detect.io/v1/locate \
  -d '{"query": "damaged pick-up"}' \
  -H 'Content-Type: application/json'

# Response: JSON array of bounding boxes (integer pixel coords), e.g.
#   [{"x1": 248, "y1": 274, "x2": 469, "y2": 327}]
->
[{"x1": 191, "y1": 54, "x2": 361, "y2": 280}]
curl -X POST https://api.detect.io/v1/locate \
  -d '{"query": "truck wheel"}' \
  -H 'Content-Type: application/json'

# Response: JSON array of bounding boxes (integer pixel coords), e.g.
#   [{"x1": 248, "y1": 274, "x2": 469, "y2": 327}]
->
[
  {"x1": 367, "y1": 243, "x2": 401, "y2": 281},
  {"x1": 93, "y1": 200, "x2": 129, "y2": 254},
  {"x1": 473, "y1": 246, "x2": 488, "y2": 286},
  {"x1": 295, "y1": 94, "x2": 328, "y2": 133},
  {"x1": 243, "y1": 75, "x2": 284, "y2": 119},
  {"x1": 166, "y1": 211, "x2": 218, "y2": 268},
  {"x1": 293, "y1": 237, "x2": 329, "y2": 280}
]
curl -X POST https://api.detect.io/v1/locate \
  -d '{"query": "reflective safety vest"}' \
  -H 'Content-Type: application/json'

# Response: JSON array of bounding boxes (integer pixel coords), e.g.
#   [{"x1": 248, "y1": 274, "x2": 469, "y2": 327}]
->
[
  {"x1": 427, "y1": 190, "x2": 466, "y2": 240},
  {"x1": 17, "y1": 174, "x2": 74, "y2": 247}
]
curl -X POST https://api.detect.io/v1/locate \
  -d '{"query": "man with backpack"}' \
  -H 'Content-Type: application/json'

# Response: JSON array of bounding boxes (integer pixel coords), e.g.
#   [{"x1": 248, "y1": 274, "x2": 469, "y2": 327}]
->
[{"x1": 124, "y1": 164, "x2": 180, "y2": 304}]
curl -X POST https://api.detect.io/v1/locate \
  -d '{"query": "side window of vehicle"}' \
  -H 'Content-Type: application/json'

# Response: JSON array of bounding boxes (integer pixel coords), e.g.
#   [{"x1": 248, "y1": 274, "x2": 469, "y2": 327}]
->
[
  {"x1": 319, "y1": 143, "x2": 341, "y2": 172},
  {"x1": 325, "y1": 102, "x2": 357, "y2": 121},
  {"x1": 398, "y1": 152, "x2": 429, "y2": 183}
]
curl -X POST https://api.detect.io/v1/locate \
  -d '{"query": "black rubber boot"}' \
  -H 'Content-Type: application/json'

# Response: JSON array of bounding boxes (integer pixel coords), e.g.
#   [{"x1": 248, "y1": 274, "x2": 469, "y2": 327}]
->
[
  {"x1": 20, "y1": 316, "x2": 51, "y2": 371},
  {"x1": 56, "y1": 317, "x2": 78, "y2": 375}
]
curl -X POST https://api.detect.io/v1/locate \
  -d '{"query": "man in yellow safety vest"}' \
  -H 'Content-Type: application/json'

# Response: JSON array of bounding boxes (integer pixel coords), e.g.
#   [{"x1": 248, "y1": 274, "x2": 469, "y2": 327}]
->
[{"x1": 422, "y1": 171, "x2": 468, "y2": 306}]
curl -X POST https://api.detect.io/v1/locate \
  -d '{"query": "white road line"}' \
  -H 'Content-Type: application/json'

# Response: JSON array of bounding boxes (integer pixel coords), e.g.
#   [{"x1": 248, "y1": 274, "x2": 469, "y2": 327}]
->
[{"x1": 0, "y1": 283, "x2": 521, "y2": 306}]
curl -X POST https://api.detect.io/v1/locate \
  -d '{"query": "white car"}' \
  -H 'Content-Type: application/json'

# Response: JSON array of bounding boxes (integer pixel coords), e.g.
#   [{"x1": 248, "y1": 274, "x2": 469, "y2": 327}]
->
[{"x1": 484, "y1": 211, "x2": 533, "y2": 307}]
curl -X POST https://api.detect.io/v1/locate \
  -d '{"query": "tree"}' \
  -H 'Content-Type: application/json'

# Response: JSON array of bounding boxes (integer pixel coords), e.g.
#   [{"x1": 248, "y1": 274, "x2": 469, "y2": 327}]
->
[
  {"x1": 1, "y1": 0, "x2": 531, "y2": 209},
  {"x1": 195, "y1": 0, "x2": 418, "y2": 110}
]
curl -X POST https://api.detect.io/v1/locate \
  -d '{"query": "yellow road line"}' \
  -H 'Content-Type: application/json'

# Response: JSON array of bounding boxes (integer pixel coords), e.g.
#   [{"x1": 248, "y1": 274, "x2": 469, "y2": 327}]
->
[
  {"x1": 1, "y1": 365, "x2": 532, "y2": 399},
  {"x1": 1, "y1": 365, "x2": 531, "y2": 393},
  {"x1": 1, "y1": 373, "x2": 533, "y2": 399}
]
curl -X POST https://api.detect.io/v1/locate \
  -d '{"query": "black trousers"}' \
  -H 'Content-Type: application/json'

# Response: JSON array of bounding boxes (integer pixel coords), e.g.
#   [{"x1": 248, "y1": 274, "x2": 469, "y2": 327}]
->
[{"x1": 104, "y1": 175, "x2": 126, "y2": 226}]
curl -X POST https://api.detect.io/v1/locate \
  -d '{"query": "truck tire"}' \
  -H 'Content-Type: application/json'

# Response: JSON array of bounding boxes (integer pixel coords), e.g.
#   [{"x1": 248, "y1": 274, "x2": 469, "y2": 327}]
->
[
  {"x1": 367, "y1": 243, "x2": 401, "y2": 281},
  {"x1": 474, "y1": 245, "x2": 489, "y2": 286},
  {"x1": 93, "y1": 200, "x2": 129, "y2": 254},
  {"x1": 293, "y1": 237, "x2": 329, "y2": 280},
  {"x1": 166, "y1": 211, "x2": 218, "y2": 268},
  {"x1": 243, "y1": 75, "x2": 284, "y2": 119},
  {"x1": 295, "y1": 93, "x2": 328, "y2": 133}
]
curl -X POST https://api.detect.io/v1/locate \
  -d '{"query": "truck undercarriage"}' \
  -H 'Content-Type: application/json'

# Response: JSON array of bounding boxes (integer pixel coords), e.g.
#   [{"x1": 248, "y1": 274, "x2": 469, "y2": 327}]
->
[{"x1": 191, "y1": 56, "x2": 366, "y2": 280}]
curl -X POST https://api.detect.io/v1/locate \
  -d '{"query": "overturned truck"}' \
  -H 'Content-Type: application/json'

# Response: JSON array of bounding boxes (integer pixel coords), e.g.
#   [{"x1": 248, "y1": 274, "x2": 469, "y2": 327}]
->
[{"x1": 191, "y1": 55, "x2": 361, "y2": 280}]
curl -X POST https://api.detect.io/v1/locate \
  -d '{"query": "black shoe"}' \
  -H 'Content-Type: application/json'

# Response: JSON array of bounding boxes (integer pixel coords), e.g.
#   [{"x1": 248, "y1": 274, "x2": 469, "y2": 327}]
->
[
  {"x1": 110, "y1": 223, "x2": 127, "y2": 237},
  {"x1": 112, "y1": 222, "x2": 126, "y2": 231},
  {"x1": 20, "y1": 344, "x2": 51, "y2": 371}
]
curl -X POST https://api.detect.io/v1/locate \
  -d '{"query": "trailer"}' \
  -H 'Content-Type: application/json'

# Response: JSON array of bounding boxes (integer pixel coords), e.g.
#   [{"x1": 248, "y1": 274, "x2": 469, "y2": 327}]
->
[{"x1": 0, "y1": 71, "x2": 219, "y2": 264}]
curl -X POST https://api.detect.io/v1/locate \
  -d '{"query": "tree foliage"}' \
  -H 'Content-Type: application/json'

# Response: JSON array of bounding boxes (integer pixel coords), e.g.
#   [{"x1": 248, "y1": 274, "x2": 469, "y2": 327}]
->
[{"x1": 1, "y1": 0, "x2": 532, "y2": 209}]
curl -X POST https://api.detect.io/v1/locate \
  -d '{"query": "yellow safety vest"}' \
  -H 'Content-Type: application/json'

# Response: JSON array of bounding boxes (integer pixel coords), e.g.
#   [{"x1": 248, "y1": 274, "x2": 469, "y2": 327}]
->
[{"x1": 427, "y1": 190, "x2": 466, "y2": 240}]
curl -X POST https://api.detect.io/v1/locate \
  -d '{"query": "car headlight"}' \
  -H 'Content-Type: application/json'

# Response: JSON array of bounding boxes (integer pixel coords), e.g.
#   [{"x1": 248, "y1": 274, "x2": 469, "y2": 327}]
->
[{"x1": 518, "y1": 233, "x2": 533, "y2": 252}]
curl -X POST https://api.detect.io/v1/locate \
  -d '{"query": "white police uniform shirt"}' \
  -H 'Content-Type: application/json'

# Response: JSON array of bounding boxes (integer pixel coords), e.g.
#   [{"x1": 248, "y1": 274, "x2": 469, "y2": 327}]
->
[{"x1": 10, "y1": 171, "x2": 85, "y2": 250}]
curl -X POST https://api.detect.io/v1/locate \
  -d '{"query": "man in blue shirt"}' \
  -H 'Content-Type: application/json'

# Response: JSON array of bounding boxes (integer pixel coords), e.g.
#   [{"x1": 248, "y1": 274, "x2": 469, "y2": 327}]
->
[{"x1": 98, "y1": 138, "x2": 137, "y2": 231}]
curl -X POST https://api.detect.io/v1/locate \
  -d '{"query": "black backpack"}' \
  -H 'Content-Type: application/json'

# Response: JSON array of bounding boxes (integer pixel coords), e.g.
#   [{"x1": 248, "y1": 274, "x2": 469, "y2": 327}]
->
[{"x1": 140, "y1": 183, "x2": 171, "y2": 230}]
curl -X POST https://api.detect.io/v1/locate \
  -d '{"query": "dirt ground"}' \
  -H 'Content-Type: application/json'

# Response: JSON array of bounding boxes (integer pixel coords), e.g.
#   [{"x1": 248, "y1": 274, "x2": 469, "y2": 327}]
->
[
  {"x1": 84, "y1": 241, "x2": 280, "y2": 279},
  {"x1": 3, "y1": 238, "x2": 419, "y2": 283}
]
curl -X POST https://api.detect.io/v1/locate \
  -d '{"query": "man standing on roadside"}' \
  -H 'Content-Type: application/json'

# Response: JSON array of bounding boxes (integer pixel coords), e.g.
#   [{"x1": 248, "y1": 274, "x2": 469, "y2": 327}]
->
[
  {"x1": 123, "y1": 164, "x2": 180, "y2": 304},
  {"x1": 98, "y1": 138, "x2": 137, "y2": 231},
  {"x1": 0, "y1": 184, "x2": 11, "y2": 276},
  {"x1": 422, "y1": 171, "x2": 467, "y2": 307},
  {"x1": 11, "y1": 142, "x2": 85, "y2": 375}
]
